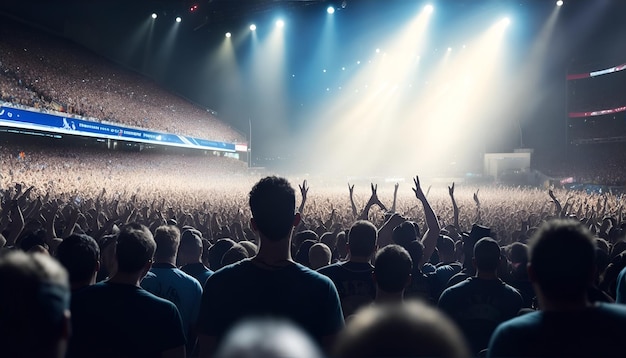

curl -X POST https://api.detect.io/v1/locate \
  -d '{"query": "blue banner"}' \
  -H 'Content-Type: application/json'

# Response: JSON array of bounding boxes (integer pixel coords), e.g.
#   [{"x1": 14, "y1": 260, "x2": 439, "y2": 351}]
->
[{"x1": 0, "y1": 105, "x2": 235, "y2": 151}]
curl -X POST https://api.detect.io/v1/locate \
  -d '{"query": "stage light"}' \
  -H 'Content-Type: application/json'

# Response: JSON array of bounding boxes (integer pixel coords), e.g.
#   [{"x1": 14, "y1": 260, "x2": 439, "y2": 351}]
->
[
  {"x1": 250, "y1": 24, "x2": 257, "y2": 31},
  {"x1": 376, "y1": 48, "x2": 380, "y2": 53},
  {"x1": 323, "y1": 69, "x2": 327, "y2": 73},
  {"x1": 342, "y1": 67, "x2": 346, "y2": 71},
  {"x1": 424, "y1": 4, "x2": 434, "y2": 14},
  {"x1": 276, "y1": 19, "x2": 285, "y2": 28},
  {"x1": 447, "y1": 47, "x2": 452, "y2": 52},
  {"x1": 225, "y1": 32, "x2": 231, "y2": 38},
  {"x1": 556, "y1": 0, "x2": 563, "y2": 6},
  {"x1": 327, "y1": 6, "x2": 335, "y2": 14},
  {"x1": 175, "y1": 16, "x2": 182, "y2": 23},
  {"x1": 500, "y1": 17, "x2": 511, "y2": 27},
  {"x1": 151, "y1": 13, "x2": 157, "y2": 19}
]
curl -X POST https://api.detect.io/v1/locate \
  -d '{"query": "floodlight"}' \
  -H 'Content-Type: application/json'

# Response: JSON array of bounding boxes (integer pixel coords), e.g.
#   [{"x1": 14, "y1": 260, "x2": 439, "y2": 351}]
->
[
  {"x1": 327, "y1": 6, "x2": 335, "y2": 14},
  {"x1": 225, "y1": 32, "x2": 231, "y2": 38},
  {"x1": 424, "y1": 4, "x2": 434, "y2": 14},
  {"x1": 250, "y1": 24, "x2": 257, "y2": 31},
  {"x1": 556, "y1": 0, "x2": 563, "y2": 6},
  {"x1": 175, "y1": 16, "x2": 182, "y2": 23},
  {"x1": 151, "y1": 13, "x2": 157, "y2": 19},
  {"x1": 276, "y1": 19, "x2": 285, "y2": 28}
]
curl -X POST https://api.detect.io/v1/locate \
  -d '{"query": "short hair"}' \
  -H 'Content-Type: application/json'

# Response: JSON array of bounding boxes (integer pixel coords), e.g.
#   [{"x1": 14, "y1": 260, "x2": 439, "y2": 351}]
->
[
  {"x1": 392, "y1": 221, "x2": 417, "y2": 247},
  {"x1": 295, "y1": 239, "x2": 317, "y2": 267},
  {"x1": 374, "y1": 245, "x2": 412, "y2": 293},
  {"x1": 221, "y1": 244, "x2": 249, "y2": 266},
  {"x1": 529, "y1": 219, "x2": 596, "y2": 301},
  {"x1": 239, "y1": 241, "x2": 258, "y2": 257},
  {"x1": 348, "y1": 221, "x2": 378, "y2": 258},
  {"x1": 115, "y1": 223, "x2": 156, "y2": 274},
  {"x1": 208, "y1": 238, "x2": 236, "y2": 271},
  {"x1": 509, "y1": 242, "x2": 528, "y2": 264},
  {"x1": 56, "y1": 234, "x2": 100, "y2": 283},
  {"x1": 179, "y1": 231, "x2": 203, "y2": 257},
  {"x1": 437, "y1": 235, "x2": 455, "y2": 257},
  {"x1": 404, "y1": 240, "x2": 424, "y2": 267},
  {"x1": 309, "y1": 243, "x2": 332, "y2": 270},
  {"x1": 333, "y1": 301, "x2": 469, "y2": 358},
  {"x1": 473, "y1": 237, "x2": 501, "y2": 272},
  {"x1": 294, "y1": 230, "x2": 319, "y2": 251},
  {"x1": 153, "y1": 225, "x2": 181, "y2": 260},
  {"x1": 249, "y1": 176, "x2": 296, "y2": 241},
  {"x1": 0, "y1": 251, "x2": 70, "y2": 357}
]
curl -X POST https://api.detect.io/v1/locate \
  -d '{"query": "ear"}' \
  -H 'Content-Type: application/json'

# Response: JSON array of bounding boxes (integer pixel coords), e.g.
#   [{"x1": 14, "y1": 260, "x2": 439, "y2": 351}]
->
[{"x1": 293, "y1": 212, "x2": 301, "y2": 227}]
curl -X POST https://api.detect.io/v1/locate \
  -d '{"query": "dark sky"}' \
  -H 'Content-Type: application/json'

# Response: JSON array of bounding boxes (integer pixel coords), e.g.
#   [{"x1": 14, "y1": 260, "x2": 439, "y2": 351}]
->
[{"x1": 1, "y1": 0, "x2": 625, "y2": 161}]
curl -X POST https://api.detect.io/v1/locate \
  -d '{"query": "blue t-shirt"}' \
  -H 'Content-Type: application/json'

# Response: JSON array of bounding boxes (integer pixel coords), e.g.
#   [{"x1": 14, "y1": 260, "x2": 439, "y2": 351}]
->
[
  {"x1": 68, "y1": 282, "x2": 186, "y2": 358},
  {"x1": 181, "y1": 262, "x2": 213, "y2": 287},
  {"x1": 615, "y1": 265, "x2": 626, "y2": 304},
  {"x1": 141, "y1": 263, "x2": 203, "y2": 338},
  {"x1": 488, "y1": 303, "x2": 626, "y2": 357},
  {"x1": 197, "y1": 259, "x2": 344, "y2": 345}
]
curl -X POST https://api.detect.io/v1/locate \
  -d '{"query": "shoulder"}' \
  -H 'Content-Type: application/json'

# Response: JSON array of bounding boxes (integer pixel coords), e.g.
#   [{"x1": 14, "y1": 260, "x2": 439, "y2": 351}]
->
[{"x1": 317, "y1": 262, "x2": 341, "y2": 275}]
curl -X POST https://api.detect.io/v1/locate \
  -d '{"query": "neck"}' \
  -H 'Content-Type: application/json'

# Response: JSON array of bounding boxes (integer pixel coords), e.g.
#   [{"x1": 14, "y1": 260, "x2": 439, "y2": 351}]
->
[
  {"x1": 154, "y1": 257, "x2": 176, "y2": 266},
  {"x1": 179, "y1": 255, "x2": 203, "y2": 267},
  {"x1": 254, "y1": 236, "x2": 292, "y2": 265},
  {"x1": 107, "y1": 271, "x2": 145, "y2": 287},
  {"x1": 535, "y1": 287, "x2": 590, "y2": 311},
  {"x1": 476, "y1": 270, "x2": 499, "y2": 280},
  {"x1": 375, "y1": 289, "x2": 404, "y2": 304}
]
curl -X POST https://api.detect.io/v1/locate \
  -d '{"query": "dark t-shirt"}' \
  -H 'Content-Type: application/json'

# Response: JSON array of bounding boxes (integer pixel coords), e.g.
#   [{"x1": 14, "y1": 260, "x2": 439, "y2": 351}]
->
[
  {"x1": 181, "y1": 262, "x2": 214, "y2": 287},
  {"x1": 488, "y1": 303, "x2": 626, "y2": 357},
  {"x1": 439, "y1": 277, "x2": 523, "y2": 354},
  {"x1": 68, "y1": 281, "x2": 186, "y2": 358},
  {"x1": 317, "y1": 261, "x2": 375, "y2": 317},
  {"x1": 405, "y1": 267, "x2": 435, "y2": 304},
  {"x1": 197, "y1": 259, "x2": 344, "y2": 346}
]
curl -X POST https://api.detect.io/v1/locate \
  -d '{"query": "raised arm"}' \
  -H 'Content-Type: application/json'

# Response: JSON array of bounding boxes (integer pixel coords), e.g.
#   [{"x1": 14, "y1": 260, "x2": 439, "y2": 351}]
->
[
  {"x1": 391, "y1": 182, "x2": 399, "y2": 213},
  {"x1": 412, "y1": 176, "x2": 440, "y2": 268},
  {"x1": 448, "y1": 182, "x2": 460, "y2": 232},
  {"x1": 548, "y1": 189, "x2": 562, "y2": 217},
  {"x1": 348, "y1": 183, "x2": 358, "y2": 217},
  {"x1": 473, "y1": 189, "x2": 482, "y2": 223},
  {"x1": 298, "y1": 180, "x2": 308, "y2": 215},
  {"x1": 358, "y1": 184, "x2": 387, "y2": 220}
]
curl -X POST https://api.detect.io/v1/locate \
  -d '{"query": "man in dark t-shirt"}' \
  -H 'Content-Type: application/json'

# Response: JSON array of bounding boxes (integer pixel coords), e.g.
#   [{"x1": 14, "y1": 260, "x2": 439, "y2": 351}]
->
[
  {"x1": 439, "y1": 237, "x2": 522, "y2": 355},
  {"x1": 488, "y1": 219, "x2": 626, "y2": 357},
  {"x1": 318, "y1": 220, "x2": 377, "y2": 318},
  {"x1": 197, "y1": 177, "x2": 344, "y2": 357},
  {"x1": 68, "y1": 223, "x2": 186, "y2": 358}
]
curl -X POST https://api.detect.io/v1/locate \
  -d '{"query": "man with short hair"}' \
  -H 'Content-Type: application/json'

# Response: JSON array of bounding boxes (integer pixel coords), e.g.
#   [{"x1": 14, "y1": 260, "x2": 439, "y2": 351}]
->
[
  {"x1": 56, "y1": 233, "x2": 100, "y2": 292},
  {"x1": 439, "y1": 237, "x2": 522, "y2": 355},
  {"x1": 178, "y1": 230, "x2": 213, "y2": 286},
  {"x1": 0, "y1": 251, "x2": 71, "y2": 358},
  {"x1": 141, "y1": 225, "x2": 203, "y2": 348},
  {"x1": 309, "y1": 242, "x2": 332, "y2": 270},
  {"x1": 488, "y1": 219, "x2": 626, "y2": 357},
  {"x1": 197, "y1": 176, "x2": 344, "y2": 357},
  {"x1": 68, "y1": 223, "x2": 186, "y2": 358},
  {"x1": 373, "y1": 244, "x2": 413, "y2": 304},
  {"x1": 318, "y1": 220, "x2": 378, "y2": 317}
]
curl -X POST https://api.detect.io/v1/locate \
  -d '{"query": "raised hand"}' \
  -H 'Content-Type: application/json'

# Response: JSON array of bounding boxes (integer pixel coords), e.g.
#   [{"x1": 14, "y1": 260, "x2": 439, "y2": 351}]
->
[
  {"x1": 473, "y1": 189, "x2": 481, "y2": 207},
  {"x1": 299, "y1": 180, "x2": 309, "y2": 200},
  {"x1": 412, "y1": 176, "x2": 426, "y2": 200},
  {"x1": 348, "y1": 183, "x2": 355, "y2": 198},
  {"x1": 448, "y1": 182, "x2": 455, "y2": 197}
]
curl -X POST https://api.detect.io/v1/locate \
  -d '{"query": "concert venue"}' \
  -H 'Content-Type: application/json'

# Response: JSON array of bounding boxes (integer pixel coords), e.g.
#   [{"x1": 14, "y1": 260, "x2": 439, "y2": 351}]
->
[{"x1": 1, "y1": 1, "x2": 626, "y2": 357}]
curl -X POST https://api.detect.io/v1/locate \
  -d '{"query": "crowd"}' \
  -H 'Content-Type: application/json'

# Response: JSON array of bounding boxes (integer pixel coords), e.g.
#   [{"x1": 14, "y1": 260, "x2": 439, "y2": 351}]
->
[
  {"x1": 3, "y1": 140, "x2": 626, "y2": 356},
  {"x1": 0, "y1": 17, "x2": 244, "y2": 143}
]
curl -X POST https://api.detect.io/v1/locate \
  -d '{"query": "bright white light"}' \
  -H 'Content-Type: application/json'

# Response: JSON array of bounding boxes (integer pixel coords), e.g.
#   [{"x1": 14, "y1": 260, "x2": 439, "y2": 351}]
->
[
  {"x1": 276, "y1": 19, "x2": 285, "y2": 28},
  {"x1": 250, "y1": 24, "x2": 257, "y2": 31},
  {"x1": 376, "y1": 48, "x2": 380, "y2": 53},
  {"x1": 225, "y1": 32, "x2": 231, "y2": 38},
  {"x1": 556, "y1": 0, "x2": 563, "y2": 6},
  {"x1": 151, "y1": 13, "x2": 157, "y2": 19},
  {"x1": 342, "y1": 67, "x2": 346, "y2": 71},
  {"x1": 175, "y1": 16, "x2": 182, "y2": 23},
  {"x1": 323, "y1": 69, "x2": 327, "y2": 73},
  {"x1": 356, "y1": 60, "x2": 361, "y2": 65},
  {"x1": 424, "y1": 4, "x2": 434, "y2": 14},
  {"x1": 502, "y1": 17, "x2": 511, "y2": 26},
  {"x1": 327, "y1": 6, "x2": 335, "y2": 14},
  {"x1": 447, "y1": 47, "x2": 452, "y2": 52}
]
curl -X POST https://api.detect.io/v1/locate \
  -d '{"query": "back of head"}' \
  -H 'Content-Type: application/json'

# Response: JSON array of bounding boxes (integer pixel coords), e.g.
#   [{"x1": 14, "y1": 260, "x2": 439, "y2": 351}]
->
[
  {"x1": 509, "y1": 242, "x2": 529, "y2": 264},
  {"x1": 374, "y1": 245, "x2": 412, "y2": 293},
  {"x1": 529, "y1": 219, "x2": 596, "y2": 301},
  {"x1": 473, "y1": 237, "x2": 501, "y2": 272},
  {"x1": 404, "y1": 240, "x2": 424, "y2": 269},
  {"x1": 239, "y1": 241, "x2": 258, "y2": 257},
  {"x1": 208, "y1": 238, "x2": 236, "y2": 271},
  {"x1": 153, "y1": 225, "x2": 181, "y2": 262},
  {"x1": 221, "y1": 244, "x2": 249, "y2": 266},
  {"x1": 392, "y1": 221, "x2": 417, "y2": 248},
  {"x1": 56, "y1": 234, "x2": 100, "y2": 285},
  {"x1": 309, "y1": 243, "x2": 332, "y2": 270},
  {"x1": 179, "y1": 231, "x2": 203, "y2": 263},
  {"x1": 293, "y1": 230, "x2": 319, "y2": 252},
  {"x1": 115, "y1": 223, "x2": 156, "y2": 274},
  {"x1": 0, "y1": 251, "x2": 70, "y2": 358},
  {"x1": 437, "y1": 235, "x2": 455, "y2": 259},
  {"x1": 216, "y1": 318, "x2": 324, "y2": 358},
  {"x1": 295, "y1": 239, "x2": 316, "y2": 267},
  {"x1": 348, "y1": 221, "x2": 378, "y2": 259},
  {"x1": 333, "y1": 301, "x2": 469, "y2": 358},
  {"x1": 249, "y1": 176, "x2": 296, "y2": 241}
]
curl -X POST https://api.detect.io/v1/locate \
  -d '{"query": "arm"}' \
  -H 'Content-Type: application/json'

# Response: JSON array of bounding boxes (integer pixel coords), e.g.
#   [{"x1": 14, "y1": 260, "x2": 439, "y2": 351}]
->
[
  {"x1": 391, "y1": 182, "x2": 399, "y2": 213},
  {"x1": 358, "y1": 184, "x2": 387, "y2": 220},
  {"x1": 548, "y1": 189, "x2": 563, "y2": 217},
  {"x1": 298, "y1": 180, "x2": 308, "y2": 215},
  {"x1": 413, "y1": 176, "x2": 440, "y2": 268},
  {"x1": 448, "y1": 182, "x2": 460, "y2": 232},
  {"x1": 473, "y1": 189, "x2": 482, "y2": 223},
  {"x1": 348, "y1": 184, "x2": 358, "y2": 217}
]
